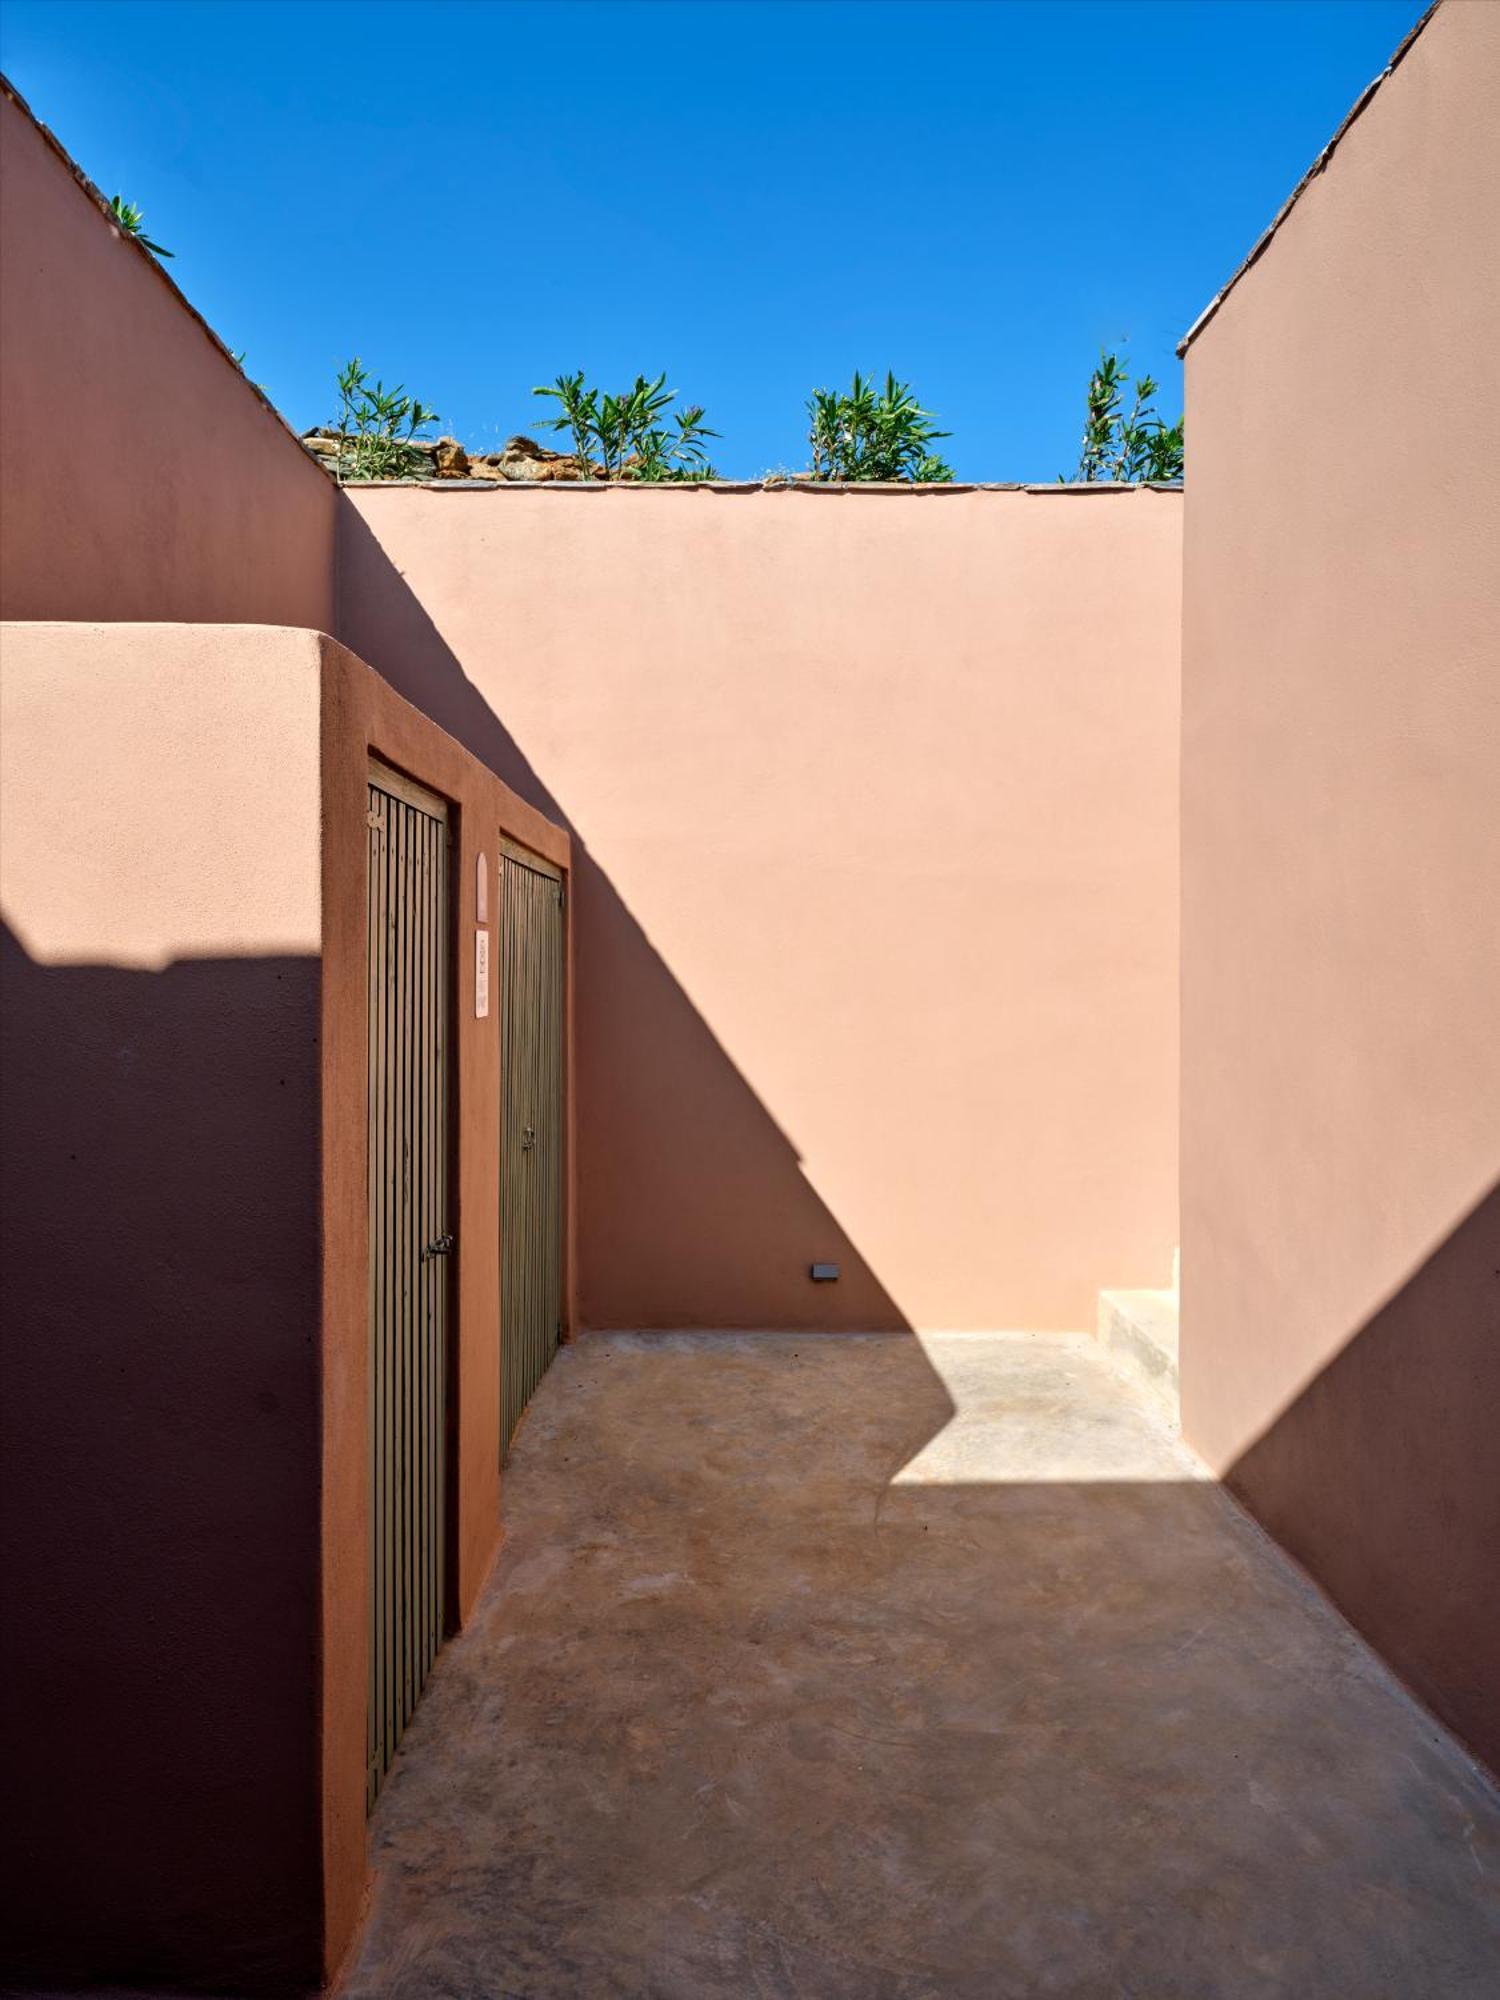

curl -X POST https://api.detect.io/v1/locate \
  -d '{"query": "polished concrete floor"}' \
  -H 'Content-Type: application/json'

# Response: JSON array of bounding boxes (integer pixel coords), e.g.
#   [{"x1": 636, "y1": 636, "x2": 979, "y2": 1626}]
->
[{"x1": 340, "y1": 1332, "x2": 1500, "y2": 1999}]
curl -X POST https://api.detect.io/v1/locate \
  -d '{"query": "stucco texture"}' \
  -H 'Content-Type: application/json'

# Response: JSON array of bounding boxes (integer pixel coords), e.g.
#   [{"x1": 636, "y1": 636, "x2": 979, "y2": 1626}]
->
[
  {"x1": 0, "y1": 626, "x2": 327, "y2": 1990},
  {"x1": 1179, "y1": 0, "x2": 1500, "y2": 1773},
  {"x1": 0, "y1": 622, "x2": 571, "y2": 1993},
  {"x1": 339, "y1": 483, "x2": 1182, "y2": 1334},
  {"x1": 0, "y1": 84, "x2": 337, "y2": 628}
]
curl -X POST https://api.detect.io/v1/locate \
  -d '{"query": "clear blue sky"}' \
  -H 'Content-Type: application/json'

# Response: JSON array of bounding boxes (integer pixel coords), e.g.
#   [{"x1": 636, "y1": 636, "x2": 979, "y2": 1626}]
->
[{"x1": 0, "y1": 0, "x2": 1426, "y2": 479}]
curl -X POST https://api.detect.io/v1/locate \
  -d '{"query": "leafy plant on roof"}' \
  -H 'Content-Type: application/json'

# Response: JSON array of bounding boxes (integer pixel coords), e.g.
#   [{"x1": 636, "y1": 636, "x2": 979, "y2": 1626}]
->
[
  {"x1": 1068, "y1": 351, "x2": 1184, "y2": 483},
  {"x1": 331, "y1": 358, "x2": 440, "y2": 482},
  {"x1": 806, "y1": 372, "x2": 954, "y2": 482},
  {"x1": 532, "y1": 371, "x2": 718, "y2": 481},
  {"x1": 108, "y1": 194, "x2": 172, "y2": 259}
]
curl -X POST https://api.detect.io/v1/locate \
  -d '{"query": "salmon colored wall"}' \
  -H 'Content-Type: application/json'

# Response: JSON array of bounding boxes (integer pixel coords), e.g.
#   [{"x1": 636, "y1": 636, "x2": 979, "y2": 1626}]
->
[
  {"x1": 0, "y1": 84, "x2": 337, "y2": 628},
  {"x1": 0, "y1": 69, "x2": 1179, "y2": 1337},
  {"x1": 0, "y1": 626, "x2": 326, "y2": 1991},
  {"x1": 0, "y1": 623, "x2": 570, "y2": 1992},
  {"x1": 1179, "y1": 0, "x2": 1500, "y2": 1772},
  {"x1": 337, "y1": 483, "x2": 1182, "y2": 1332}
]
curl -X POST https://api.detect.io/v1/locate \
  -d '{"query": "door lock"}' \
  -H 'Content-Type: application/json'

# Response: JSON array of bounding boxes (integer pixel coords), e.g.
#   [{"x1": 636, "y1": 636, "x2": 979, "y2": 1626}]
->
[{"x1": 422, "y1": 1234, "x2": 455, "y2": 1260}]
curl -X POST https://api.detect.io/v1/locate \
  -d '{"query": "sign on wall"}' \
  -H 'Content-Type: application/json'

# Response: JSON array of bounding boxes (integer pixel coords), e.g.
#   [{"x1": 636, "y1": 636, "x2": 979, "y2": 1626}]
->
[{"x1": 475, "y1": 928, "x2": 490, "y2": 1019}]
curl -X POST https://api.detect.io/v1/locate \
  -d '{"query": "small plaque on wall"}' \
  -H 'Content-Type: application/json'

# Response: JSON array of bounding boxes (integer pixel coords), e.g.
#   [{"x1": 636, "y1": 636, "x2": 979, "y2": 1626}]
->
[
  {"x1": 475, "y1": 928, "x2": 490, "y2": 1018},
  {"x1": 476, "y1": 851, "x2": 489, "y2": 925}
]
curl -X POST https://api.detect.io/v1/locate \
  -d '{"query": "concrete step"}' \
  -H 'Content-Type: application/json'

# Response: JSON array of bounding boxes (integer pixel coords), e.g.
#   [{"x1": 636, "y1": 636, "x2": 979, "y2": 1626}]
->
[{"x1": 1097, "y1": 1279, "x2": 1179, "y2": 1431}]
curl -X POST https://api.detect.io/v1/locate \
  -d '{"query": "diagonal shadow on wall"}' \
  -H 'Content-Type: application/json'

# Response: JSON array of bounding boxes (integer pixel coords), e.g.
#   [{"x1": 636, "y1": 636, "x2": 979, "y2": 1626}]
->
[
  {"x1": 1221, "y1": 1174, "x2": 1500, "y2": 1778},
  {"x1": 0, "y1": 908, "x2": 917, "y2": 1997},
  {"x1": 336, "y1": 504, "x2": 909, "y2": 1335},
  {"x1": 336, "y1": 504, "x2": 1500, "y2": 1791},
  {"x1": 333, "y1": 508, "x2": 1500, "y2": 1787},
  {"x1": 3, "y1": 910, "x2": 1495, "y2": 1999}
]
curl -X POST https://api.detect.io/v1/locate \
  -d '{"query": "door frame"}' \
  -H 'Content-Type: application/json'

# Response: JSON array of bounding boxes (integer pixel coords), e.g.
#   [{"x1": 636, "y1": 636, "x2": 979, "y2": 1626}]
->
[
  {"x1": 365, "y1": 757, "x2": 457, "y2": 1807},
  {"x1": 501, "y1": 831, "x2": 563, "y2": 883},
  {"x1": 496, "y1": 831, "x2": 570, "y2": 1458},
  {"x1": 320, "y1": 637, "x2": 575, "y2": 1985}
]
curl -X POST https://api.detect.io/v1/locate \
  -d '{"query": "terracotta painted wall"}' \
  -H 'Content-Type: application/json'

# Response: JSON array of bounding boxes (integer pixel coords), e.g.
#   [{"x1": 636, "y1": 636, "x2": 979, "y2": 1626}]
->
[
  {"x1": 0, "y1": 622, "x2": 570, "y2": 1992},
  {"x1": 1179, "y1": 0, "x2": 1500, "y2": 1772},
  {"x1": 0, "y1": 83, "x2": 337, "y2": 627},
  {"x1": 316, "y1": 633, "x2": 570, "y2": 1984},
  {"x1": 338, "y1": 483, "x2": 1182, "y2": 1332}
]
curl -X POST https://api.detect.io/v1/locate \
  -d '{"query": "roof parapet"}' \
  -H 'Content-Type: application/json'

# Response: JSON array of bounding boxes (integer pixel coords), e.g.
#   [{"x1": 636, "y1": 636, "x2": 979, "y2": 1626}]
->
[{"x1": 1177, "y1": 2, "x2": 1441, "y2": 358}]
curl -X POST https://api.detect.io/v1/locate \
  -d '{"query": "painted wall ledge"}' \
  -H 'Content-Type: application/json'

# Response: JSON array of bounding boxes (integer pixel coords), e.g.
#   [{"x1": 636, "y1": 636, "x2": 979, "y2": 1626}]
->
[
  {"x1": 1176, "y1": 1, "x2": 1438, "y2": 355},
  {"x1": 333, "y1": 478, "x2": 1184, "y2": 496}
]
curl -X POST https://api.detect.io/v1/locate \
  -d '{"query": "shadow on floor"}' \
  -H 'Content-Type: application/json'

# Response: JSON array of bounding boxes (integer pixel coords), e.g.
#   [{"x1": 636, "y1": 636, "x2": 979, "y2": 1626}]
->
[
  {"x1": 336, "y1": 497, "x2": 1500, "y2": 1814},
  {"x1": 336, "y1": 503, "x2": 1500, "y2": 1813},
  {"x1": 0, "y1": 776, "x2": 912, "y2": 2000},
  {"x1": 7, "y1": 522, "x2": 1493, "y2": 1997},
  {"x1": 340, "y1": 1331, "x2": 1500, "y2": 2000}
]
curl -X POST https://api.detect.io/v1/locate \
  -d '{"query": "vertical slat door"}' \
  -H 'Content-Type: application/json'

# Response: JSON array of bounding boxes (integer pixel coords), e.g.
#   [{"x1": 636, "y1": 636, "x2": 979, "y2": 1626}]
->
[
  {"x1": 500, "y1": 843, "x2": 565, "y2": 1457},
  {"x1": 367, "y1": 769, "x2": 450, "y2": 1811}
]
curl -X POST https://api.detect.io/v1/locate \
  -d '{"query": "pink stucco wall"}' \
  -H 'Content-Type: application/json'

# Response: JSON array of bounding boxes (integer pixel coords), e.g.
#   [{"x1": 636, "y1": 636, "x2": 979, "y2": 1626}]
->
[
  {"x1": 339, "y1": 483, "x2": 1182, "y2": 1332},
  {"x1": 1180, "y1": 0, "x2": 1500, "y2": 1771},
  {"x1": 0, "y1": 620, "x2": 572, "y2": 1991},
  {"x1": 0, "y1": 625, "x2": 327, "y2": 1989},
  {"x1": 0, "y1": 83, "x2": 337, "y2": 627},
  {"x1": 0, "y1": 65, "x2": 1180, "y2": 1337}
]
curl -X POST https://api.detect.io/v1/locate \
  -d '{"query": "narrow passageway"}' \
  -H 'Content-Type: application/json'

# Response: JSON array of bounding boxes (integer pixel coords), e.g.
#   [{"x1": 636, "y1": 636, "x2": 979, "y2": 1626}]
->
[{"x1": 341, "y1": 1333, "x2": 1500, "y2": 1999}]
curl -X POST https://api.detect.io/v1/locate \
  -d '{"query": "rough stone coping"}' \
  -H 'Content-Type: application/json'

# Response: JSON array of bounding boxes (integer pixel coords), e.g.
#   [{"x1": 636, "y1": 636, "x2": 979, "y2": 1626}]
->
[
  {"x1": 1177, "y1": 0, "x2": 1437, "y2": 356},
  {"x1": 3, "y1": 72, "x2": 1185, "y2": 504},
  {"x1": 337, "y1": 477, "x2": 1183, "y2": 495}
]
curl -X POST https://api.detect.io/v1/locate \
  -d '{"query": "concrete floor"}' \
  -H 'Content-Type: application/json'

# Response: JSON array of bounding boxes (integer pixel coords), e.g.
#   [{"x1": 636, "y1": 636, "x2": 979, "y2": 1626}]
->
[{"x1": 340, "y1": 1332, "x2": 1500, "y2": 1999}]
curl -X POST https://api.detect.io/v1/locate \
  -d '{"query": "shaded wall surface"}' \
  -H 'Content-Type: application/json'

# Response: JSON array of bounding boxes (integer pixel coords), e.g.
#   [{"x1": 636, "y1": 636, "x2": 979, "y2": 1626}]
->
[
  {"x1": 0, "y1": 623, "x2": 571, "y2": 1993},
  {"x1": 339, "y1": 484, "x2": 1182, "y2": 1332},
  {"x1": 1179, "y1": 0, "x2": 1500, "y2": 1773},
  {"x1": 0, "y1": 83, "x2": 337, "y2": 626},
  {"x1": 0, "y1": 627, "x2": 326, "y2": 1991}
]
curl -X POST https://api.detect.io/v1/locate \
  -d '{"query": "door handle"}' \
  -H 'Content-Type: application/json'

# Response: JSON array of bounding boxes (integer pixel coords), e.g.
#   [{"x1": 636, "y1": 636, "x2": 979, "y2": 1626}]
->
[{"x1": 422, "y1": 1234, "x2": 455, "y2": 1260}]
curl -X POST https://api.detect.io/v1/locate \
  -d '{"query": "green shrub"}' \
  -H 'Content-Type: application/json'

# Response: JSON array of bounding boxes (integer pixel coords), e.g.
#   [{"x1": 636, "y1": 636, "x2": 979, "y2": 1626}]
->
[
  {"x1": 532, "y1": 371, "x2": 718, "y2": 481},
  {"x1": 1068, "y1": 352, "x2": 1183, "y2": 482},
  {"x1": 807, "y1": 372, "x2": 953, "y2": 482},
  {"x1": 331, "y1": 359, "x2": 440, "y2": 482},
  {"x1": 108, "y1": 194, "x2": 171, "y2": 259}
]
